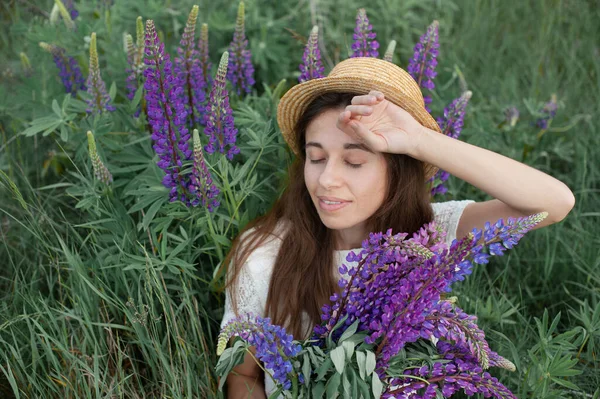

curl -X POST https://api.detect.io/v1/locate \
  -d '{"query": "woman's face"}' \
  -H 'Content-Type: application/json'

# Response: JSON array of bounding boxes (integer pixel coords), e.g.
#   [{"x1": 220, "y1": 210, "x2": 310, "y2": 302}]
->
[{"x1": 304, "y1": 107, "x2": 388, "y2": 249}]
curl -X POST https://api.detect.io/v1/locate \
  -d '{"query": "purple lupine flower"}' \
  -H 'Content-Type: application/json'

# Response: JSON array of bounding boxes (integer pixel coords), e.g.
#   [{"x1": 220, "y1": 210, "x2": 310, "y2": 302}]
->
[
  {"x1": 86, "y1": 33, "x2": 115, "y2": 114},
  {"x1": 504, "y1": 106, "x2": 519, "y2": 127},
  {"x1": 384, "y1": 356, "x2": 516, "y2": 399},
  {"x1": 63, "y1": 0, "x2": 78, "y2": 20},
  {"x1": 217, "y1": 313, "x2": 302, "y2": 390},
  {"x1": 429, "y1": 91, "x2": 472, "y2": 197},
  {"x1": 39, "y1": 42, "x2": 86, "y2": 96},
  {"x1": 190, "y1": 129, "x2": 220, "y2": 211},
  {"x1": 299, "y1": 25, "x2": 325, "y2": 83},
  {"x1": 144, "y1": 20, "x2": 194, "y2": 204},
  {"x1": 198, "y1": 23, "x2": 213, "y2": 99},
  {"x1": 175, "y1": 5, "x2": 206, "y2": 126},
  {"x1": 227, "y1": 1, "x2": 255, "y2": 96},
  {"x1": 350, "y1": 8, "x2": 379, "y2": 58},
  {"x1": 383, "y1": 40, "x2": 396, "y2": 63},
  {"x1": 204, "y1": 51, "x2": 240, "y2": 160},
  {"x1": 535, "y1": 94, "x2": 558, "y2": 129},
  {"x1": 87, "y1": 131, "x2": 113, "y2": 184},
  {"x1": 407, "y1": 20, "x2": 439, "y2": 112},
  {"x1": 314, "y1": 212, "x2": 547, "y2": 375}
]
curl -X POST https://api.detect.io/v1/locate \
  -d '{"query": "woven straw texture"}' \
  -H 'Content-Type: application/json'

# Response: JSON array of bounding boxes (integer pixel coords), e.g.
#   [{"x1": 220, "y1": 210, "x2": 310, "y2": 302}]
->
[{"x1": 277, "y1": 57, "x2": 442, "y2": 181}]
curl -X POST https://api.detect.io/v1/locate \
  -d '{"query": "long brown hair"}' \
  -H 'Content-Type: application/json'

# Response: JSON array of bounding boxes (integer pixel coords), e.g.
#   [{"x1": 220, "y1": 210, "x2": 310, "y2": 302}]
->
[{"x1": 219, "y1": 92, "x2": 434, "y2": 339}]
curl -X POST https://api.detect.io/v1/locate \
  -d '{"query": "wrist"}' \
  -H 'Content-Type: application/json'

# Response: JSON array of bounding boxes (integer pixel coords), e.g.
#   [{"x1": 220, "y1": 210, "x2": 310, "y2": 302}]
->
[{"x1": 408, "y1": 125, "x2": 436, "y2": 159}]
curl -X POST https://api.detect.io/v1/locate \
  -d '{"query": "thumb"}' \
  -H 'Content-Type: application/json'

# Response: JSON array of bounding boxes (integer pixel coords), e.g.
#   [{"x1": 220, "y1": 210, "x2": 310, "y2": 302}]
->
[{"x1": 349, "y1": 120, "x2": 385, "y2": 152}]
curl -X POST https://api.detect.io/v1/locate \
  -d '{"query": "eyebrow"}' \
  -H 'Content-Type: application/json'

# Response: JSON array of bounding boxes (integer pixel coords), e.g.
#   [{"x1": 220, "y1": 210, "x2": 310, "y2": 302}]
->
[{"x1": 304, "y1": 142, "x2": 374, "y2": 154}]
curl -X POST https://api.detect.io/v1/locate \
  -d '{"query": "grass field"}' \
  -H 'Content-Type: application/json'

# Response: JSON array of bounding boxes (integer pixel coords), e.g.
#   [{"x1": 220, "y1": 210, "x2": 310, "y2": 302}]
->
[{"x1": 0, "y1": 0, "x2": 598, "y2": 397}]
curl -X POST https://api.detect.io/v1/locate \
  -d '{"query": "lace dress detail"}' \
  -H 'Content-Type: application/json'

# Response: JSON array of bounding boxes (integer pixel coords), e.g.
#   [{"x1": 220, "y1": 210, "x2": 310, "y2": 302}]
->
[{"x1": 219, "y1": 199, "x2": 474, "y2": 397}]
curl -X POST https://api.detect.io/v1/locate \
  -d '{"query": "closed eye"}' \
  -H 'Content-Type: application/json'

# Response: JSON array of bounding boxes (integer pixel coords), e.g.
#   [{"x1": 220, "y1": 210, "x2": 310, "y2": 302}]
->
[{"x1": 309, "y1": 159, "x2": 362, "y2": 169}]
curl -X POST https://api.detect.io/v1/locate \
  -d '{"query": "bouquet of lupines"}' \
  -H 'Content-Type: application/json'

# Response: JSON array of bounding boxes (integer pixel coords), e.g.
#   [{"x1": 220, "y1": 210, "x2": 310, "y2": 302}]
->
[{"x1": 216, "y1": 212, "x2": 548, "y2": 398}]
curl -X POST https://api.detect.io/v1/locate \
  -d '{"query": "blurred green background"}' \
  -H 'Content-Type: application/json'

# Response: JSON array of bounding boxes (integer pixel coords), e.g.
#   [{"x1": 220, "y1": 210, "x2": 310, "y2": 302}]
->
[{"x1": 0, "y1": 0, "x2": 598, "y2": 397}]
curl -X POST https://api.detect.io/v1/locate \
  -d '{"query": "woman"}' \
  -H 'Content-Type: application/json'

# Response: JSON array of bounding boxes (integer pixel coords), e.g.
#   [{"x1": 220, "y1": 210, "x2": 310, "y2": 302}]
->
[{"x1": 218, "y1": 58, "x2": 575, "y2": 398}]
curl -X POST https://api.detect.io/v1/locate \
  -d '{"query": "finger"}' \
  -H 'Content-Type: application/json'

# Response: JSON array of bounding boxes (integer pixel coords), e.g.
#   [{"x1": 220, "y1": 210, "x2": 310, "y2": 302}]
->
[
  {"x1": 369, "y1": 90, "x2": 385, "y2": 100},
  {"x1": 351, "y1": 94, "x2": 379, "y2": 105},
  {"x1": 345, "y1": 104, "x2": 373, "y2": 116}
]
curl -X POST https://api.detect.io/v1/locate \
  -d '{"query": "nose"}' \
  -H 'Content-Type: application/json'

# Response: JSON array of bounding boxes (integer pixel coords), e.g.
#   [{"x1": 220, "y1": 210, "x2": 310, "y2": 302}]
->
[{"x1": 318, "y1": 159, "x2": 343, "y2": 189}]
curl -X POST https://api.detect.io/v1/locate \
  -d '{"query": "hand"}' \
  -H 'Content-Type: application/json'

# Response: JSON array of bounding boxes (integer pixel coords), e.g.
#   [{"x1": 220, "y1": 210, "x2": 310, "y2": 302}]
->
[{"x1": 336, "y1": 90, "x2": 428, "y2": 155}]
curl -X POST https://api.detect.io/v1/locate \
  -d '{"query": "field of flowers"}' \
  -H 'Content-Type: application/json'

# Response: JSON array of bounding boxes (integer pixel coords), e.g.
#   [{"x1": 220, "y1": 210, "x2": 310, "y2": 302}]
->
[{"x1": 0, "y1": 0, "x2": 598, "y2": 398}]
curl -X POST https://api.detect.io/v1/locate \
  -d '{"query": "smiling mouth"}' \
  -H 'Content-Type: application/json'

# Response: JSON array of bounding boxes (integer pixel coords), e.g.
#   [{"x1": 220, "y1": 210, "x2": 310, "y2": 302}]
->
[{"x1": 318, "y1": 198, "x2": 351, "y2": 212}]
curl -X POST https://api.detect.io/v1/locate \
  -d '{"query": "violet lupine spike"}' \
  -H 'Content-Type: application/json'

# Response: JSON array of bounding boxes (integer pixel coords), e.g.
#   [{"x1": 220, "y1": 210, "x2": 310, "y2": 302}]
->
[
  {"x1": 86, "y1": 33, "x2": 115, "y2": 114},
  {"x1": 299, "y1": 25, "x2": 325, "y2": 83},
  {"x1": 87, "y1": 131, "x2": 113, "y2": 184},
  {"x1": 190, "y1": 129, "x2": 220, "y2": 211},
  {"x1": 407, "y1": 20, "x2": 439, "y2": 112},
  {"x1": 422, "y1": 301, "x2": 491, "y2": 369},
  {"x1": 63, "y1": 0, "x2": 78, "y2": 20},
  {"x1": 204, "y1": 52, "x2": 240, "y2": 160},
  {"x1": 350, "y1": 8, "x2": 380, "y2": 58},
  {"x1": 227, "y1": 1, "x2": 255, "y2": 96},
  {"x1": 429, "y1": 91, "x2": 472, "y2": 197},
  {"x1": 144, "y1": 20, "x2": 194, "y2": 204},
  {"x1": 217, "y1": 313, "x2": 302, "y2": 391},
  {"x1": 314, "y1": 213, "x2": 547, "y2": 376},
  {"x1": 384, "y1": 358, "x2": 517, "y2": 399},
  {"x1": 383, "y1": 40, "x2": 396, "y2": 63},
  {"x1": 535, "y1": 94, "x2": 558, "y2": 129},
  {"x1": 39, "y1": 42, "x2": 86, "y2": 96},
  {"x1": 175, "y1": 5, "x2": 206, "y2": 126}
]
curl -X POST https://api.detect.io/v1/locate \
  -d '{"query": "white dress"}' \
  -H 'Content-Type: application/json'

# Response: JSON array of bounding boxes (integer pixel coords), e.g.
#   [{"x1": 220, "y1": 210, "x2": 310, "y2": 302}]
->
[{"x1": 219, "y1": 200, "x2": 475, "y2": 398}]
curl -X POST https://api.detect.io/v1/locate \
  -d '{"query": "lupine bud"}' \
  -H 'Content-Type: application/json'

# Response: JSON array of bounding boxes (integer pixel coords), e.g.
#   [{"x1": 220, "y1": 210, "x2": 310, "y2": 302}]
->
[
  {"x1": 430, "y1": 91, "x2": 472, "y2": 197},
  {"x1": 227, "y1": 1, "x2": 255, "y2": 96},
  {"x1": 86, "y1": 33, "x2": 115, "y2": 114},
  {"x1": 54, "y1": 0, "x2": 75, "y2": 30},
  {"x1": 408, "y1": 20, "x2": 439, "y2": 112},
  {"x1": 87, "y1": 131, "x2": 113, "y2": 184},
  {"x1": 350, "y1": 8, "x2": 379, "y2": 58},
  {"x1": 39, "y1": 42, "x2": 86, "y2": 95},
  {"x1": 175, "y1": 5, "x2": 206, "y2": 126},
  {"x1": 20, "y1": 52, "x2": 33, "y2": 77},
  {"x1": 144, "y1": 20, "x2": 194, "y2": 204},
  {"x1": 299, "y1": 26, "x2": 325, "y2": 83},
  {"x1": 136, "y1": 16, "x2": 145, "y2": 66},
  {"x1": 504, "y1": 106, "x2": 519, "y2": 127},
  {"x1": 126, "y1": 17, "x2": 146, "y2": 116},
  {"x1": 204, "y1": 52, "x2": 240, "y2": 160},
  {"x1": 383, "y1": 40, "x2": 396, "y2": 63},
  {"x1": 190, "y1": 129, "x2": 220, "y2": 211},
  {"x1": 198, "y1": 23, "x2": 213, "y2": 104}
]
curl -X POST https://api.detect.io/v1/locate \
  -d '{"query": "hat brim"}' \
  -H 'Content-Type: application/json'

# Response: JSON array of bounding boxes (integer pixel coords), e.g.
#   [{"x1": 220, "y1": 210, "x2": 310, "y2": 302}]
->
[{"x1": 277, "y1": 76, "x2": 442, "y2": 181}]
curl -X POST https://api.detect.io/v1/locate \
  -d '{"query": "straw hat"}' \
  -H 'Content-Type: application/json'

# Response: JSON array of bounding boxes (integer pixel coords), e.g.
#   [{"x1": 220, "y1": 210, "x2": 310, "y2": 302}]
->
[{"x1": 276, "y1": 57, "x2": 442, "y2": 181}]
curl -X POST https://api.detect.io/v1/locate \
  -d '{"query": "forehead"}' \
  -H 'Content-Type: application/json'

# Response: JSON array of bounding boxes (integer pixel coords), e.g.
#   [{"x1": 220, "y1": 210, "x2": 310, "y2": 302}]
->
[
  {"x1": 304, "y1": 108, "x2": 376, "y2": 154},
  {"x1": 304, "y1": 108, "x2": 359, "y2": 147}
]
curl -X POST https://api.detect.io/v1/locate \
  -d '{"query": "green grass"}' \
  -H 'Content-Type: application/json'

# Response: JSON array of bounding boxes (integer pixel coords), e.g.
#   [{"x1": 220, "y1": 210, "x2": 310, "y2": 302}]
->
[{"x1": 0, "y1": 0, "x2": 599, "y2": 397}]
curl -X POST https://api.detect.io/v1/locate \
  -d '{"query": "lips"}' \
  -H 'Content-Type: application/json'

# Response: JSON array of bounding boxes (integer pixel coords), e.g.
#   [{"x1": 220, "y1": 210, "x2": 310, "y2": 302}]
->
[
  {"x1": 317, "y1": 196, "x2": 351, "y2": 212},
  {"x1": 317, "y1": 196, "x2": 350, "y2": 203}
]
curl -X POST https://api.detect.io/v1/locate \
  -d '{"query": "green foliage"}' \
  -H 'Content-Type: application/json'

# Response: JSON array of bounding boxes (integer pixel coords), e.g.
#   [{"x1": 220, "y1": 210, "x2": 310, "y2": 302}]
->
[{"x1": 0, "y1": 0, "x2": 599, "y2": 397}]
